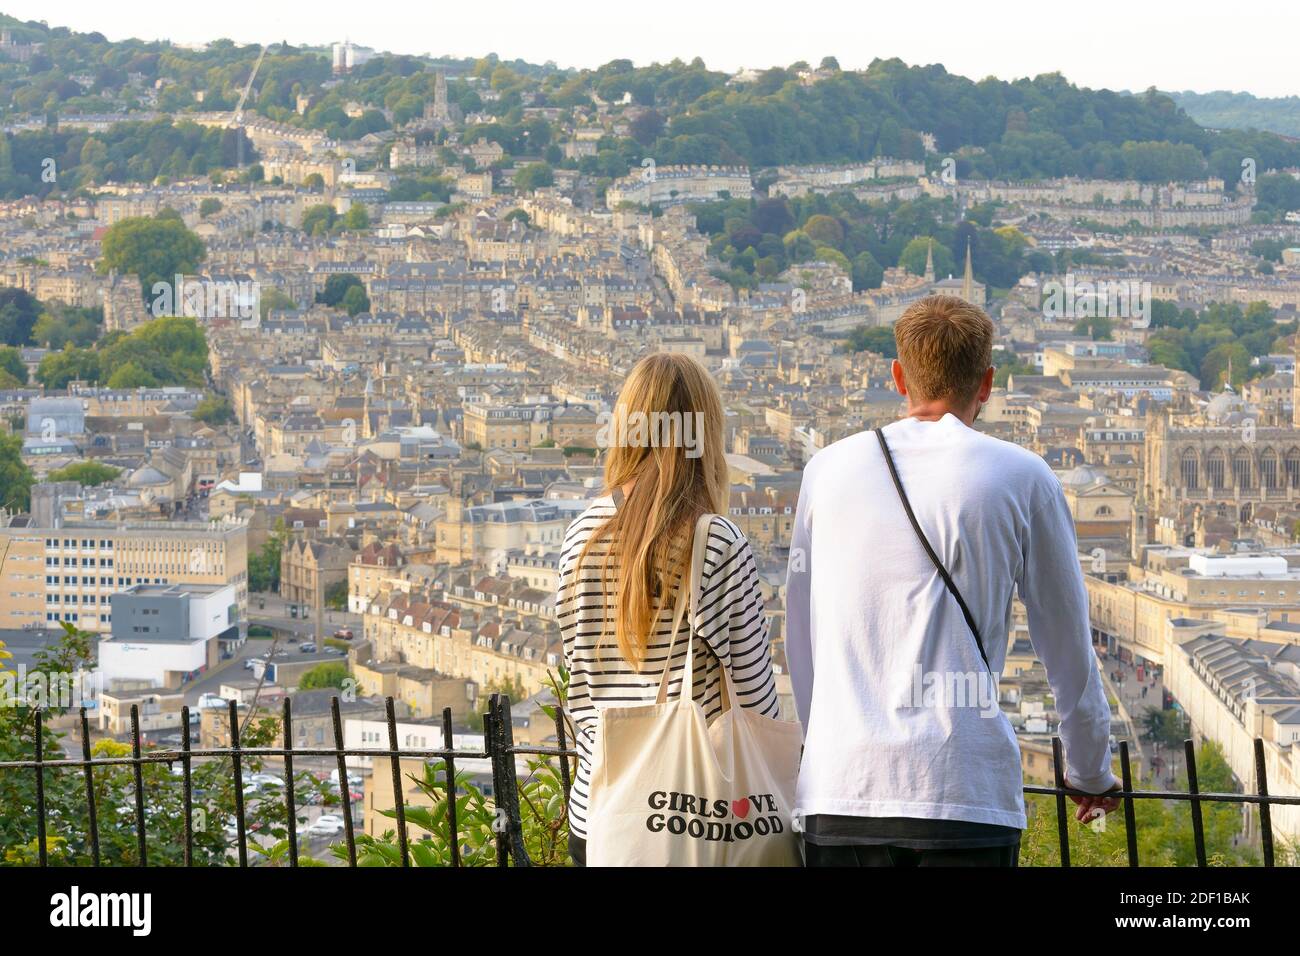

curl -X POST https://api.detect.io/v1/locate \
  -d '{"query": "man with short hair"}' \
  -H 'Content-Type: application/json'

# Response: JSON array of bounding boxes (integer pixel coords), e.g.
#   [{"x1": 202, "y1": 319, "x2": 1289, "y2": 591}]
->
[{"x1": 785, "y1": 295, "x2": 1118, "y2": 867}]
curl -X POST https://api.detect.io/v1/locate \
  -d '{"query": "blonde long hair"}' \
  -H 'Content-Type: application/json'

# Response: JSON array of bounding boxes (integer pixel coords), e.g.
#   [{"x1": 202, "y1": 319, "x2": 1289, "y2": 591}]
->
[{"x1": 577, "y1": 352, "x2": 728, "y2": 669}]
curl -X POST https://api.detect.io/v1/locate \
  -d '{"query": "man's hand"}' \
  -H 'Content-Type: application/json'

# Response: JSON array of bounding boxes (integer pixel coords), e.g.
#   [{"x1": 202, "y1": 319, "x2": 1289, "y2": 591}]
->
[{"x1": 1064, "y1": 778, "x2": 1122, "y2": 824}]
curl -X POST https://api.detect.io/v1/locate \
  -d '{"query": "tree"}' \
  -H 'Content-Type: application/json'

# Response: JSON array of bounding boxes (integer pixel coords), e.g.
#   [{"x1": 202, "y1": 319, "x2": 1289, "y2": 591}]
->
[
  {"x1": 32, "y1": 305, "x2": 101, "y2": 350},
  {"x1": 1074, "y1": 316, "x2": 1115, "y2": 341},
  {"x1": 192, "y1": 394, "x2": 234, "y2": 426},
  {"x1": 106, "y1": 361, "x2": 157, "y2": 389},
  {"x1": 46, "y1": 461, "x2": 122, "y2": 487},
  {"x1": 851, "y1": 251, "x2": 885, "y2": 291},
  {"x1": 843, "y1": 325, "x2": 897, "y2": 358},
  {"x1": 513, "y1": 162, "x2": 553, "y2": 191},
  {"x1": 341, "y1": 285, "x2": 370, "y2": 317},
  {"x1": 36, "y1": 347, "x2": 101, "y2": 390},
  {"x1": 316, "y1": 274, "x2": 364, "y2": 307},
  {"x1": 98, "y1": 215, "x2": 206, "y2": 304},
  {"x1": 803, "y1": 214, "x2": 844, "y2": 247},
  {"x1": 258, "y1": 288, "x2": 297, "y2": 321},
  {"x1": 299, "y1": 662, "x2": 349, "y2": 690},
  {"x1": 248, "y1": 521, "x2": 286, "y2": 593},
  {"x1": 342, "y1": 203, "x2": 370, "y2": 231},
  {"x1": 98, "y1": 316, "x2": 208, "y2": 388},
  {"x1": 899, "y1": 237, "x2": 955, "y2": 277},
  {"x1": 0, "y1": 346, "x2": 27, "y2": 385},
  {"x1": 324, "y1": 579, "x2": 348, "y2": 610},
  {"x1": 0, "y1": 433, "x2": 33, "y2": 511},
  {"x1": 301, "y1": 204, "x2": 338, "y2": 235},
  {"x1": 0, "y1": 288, "x2": 42, "y2": 346},
  {"x1": 198, "y1": 198, "x2": 223, "y2": 218},
  {"x1": 629, "y1": 110, "x2": 666, "y2": 147}
]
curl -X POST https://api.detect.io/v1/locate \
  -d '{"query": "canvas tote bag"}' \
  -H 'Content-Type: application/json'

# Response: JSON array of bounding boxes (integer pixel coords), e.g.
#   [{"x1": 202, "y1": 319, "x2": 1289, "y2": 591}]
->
[{"x1": 585, "y1": 513, "x2": 803, "y2": 866}]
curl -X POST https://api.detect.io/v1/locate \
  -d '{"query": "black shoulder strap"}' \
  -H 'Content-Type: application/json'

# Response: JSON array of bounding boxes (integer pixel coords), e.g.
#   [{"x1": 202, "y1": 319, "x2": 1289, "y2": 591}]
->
[{"x1": 875, "y1": 427, "x2": 991, "y2": 672}]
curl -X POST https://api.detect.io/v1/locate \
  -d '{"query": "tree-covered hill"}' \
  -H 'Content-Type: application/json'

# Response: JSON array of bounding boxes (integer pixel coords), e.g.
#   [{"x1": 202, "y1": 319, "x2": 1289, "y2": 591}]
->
[
  {"x1": 1165, "y1": 89, "x2": 1300, "y2": 139},
  {"x1": 3, "y1": 13, "x2": 1300, "y2": 199}
]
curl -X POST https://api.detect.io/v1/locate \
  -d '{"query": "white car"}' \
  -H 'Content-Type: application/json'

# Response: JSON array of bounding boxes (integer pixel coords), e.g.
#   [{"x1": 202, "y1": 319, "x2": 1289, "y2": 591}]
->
[
  {"x1": 250, "y1": 772, "x2": 283, "y2": 790},
  {"x1": 302, "y1": 814, "x2": 346, "y2": 837}
]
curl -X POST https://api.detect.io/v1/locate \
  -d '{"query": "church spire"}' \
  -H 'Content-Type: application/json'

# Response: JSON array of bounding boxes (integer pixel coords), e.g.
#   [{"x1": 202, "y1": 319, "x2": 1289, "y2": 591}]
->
[
  {"x1": 924, "y1": 239, "x2": 935, "y2": 283},
  {"x1": 961, "y1": 239, "x2": 973, "y2": 301}
]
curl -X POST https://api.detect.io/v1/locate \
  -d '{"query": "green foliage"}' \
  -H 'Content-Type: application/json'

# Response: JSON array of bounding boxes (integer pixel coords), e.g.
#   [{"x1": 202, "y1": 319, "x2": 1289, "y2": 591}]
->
[
  {"x1": 198, "y1": 197, "x2": 223, "y2": 218},
  {"x1": 45, "y1": 461, "x2": 121, "y2": 487},
  {"x1": 513, "y1": 162, "x2": 553, "y2": 191},
  {"x1": 316, "y1": 273, "x2": 365, "y2": 308},
  {"x1": 192, "y1": 394, "x2": 234, "y2": 426},
  {"x1": 300, "y1": 203, "x2": 339, "y2": 235},
  {"x1": 1140, "y1": 706, "x2": 1189, "y2": 748},
  {"x1": 97, "y1": 315, "x2": 208, "y2": 388},
  {"x1": 298, "y1": 662, "x2": 349, "y2": 690},
  {"x1": 1146, "y1": 300, "x2": 1290, "y2": 388},
  {"x1": 1073, "y1": 315, "x2": 1115, "y2": 341},
  {"x1": 341, "y1": 203, "x2": 370, "y2": 231},
  {"x1": 324, "y1": 579, "x2": 348, "y2": 610},
  {"x1": 248, "y1": 521, "x2": 286, "y2": 593},
  {"x1": 0, "y1": 346, "x2": 27, "y2": 385},
  {"x1": 0, "y1": 622, "x2": 346, "y2": 866},
  {"x1": 1021, "y1": 741, "x2": 1268, "y2": 867},
  {"x1": 258, "y1": 288, "x2": 298, "y2": 321},
  {"x1": 0, "y1": 288, "x2": 41, "y2": 346},
  {"x1": 32, "y1": 305, "x2": 102, "y2": 350},
  {"x1": 98, "y1": 214, "x2": 206, "y2": 304},
  {"x1": 1169, "y1": 89, "x2": 1300, "y2": 139},
  {"x1": 35, "y1": 346, "x2": 99, "y2": 389},
  {"x1": 340, "y1": 285, "x2": 371, "y2": 317},
  {"x1": 0, "y1": 119, "x2": 255, "y2": 199},
  {"x1": 339, "y1": 668, "x2": 575, "y2": 866},
  {"x1": 0, "y1": 432, "x2": 33, "y2": 510},
  {"x1": 842, "y1": 325, "x2": 897, "y2": 358}
]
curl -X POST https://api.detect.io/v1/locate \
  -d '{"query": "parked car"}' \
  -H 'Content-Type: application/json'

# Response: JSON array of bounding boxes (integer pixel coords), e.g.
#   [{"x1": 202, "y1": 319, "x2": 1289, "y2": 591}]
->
[
  {"x1": 250, "y1": 772, "x2": 283, "y2": 791},
  {"x1": 333, "y1": 628, "x2": 354, "y2": 640},
  {"x1": 299, "y1": 814, "x2": 346, "y2": 838},
  {"x1": 300, "y1": 642, "x2": 316, "y2": 653}
]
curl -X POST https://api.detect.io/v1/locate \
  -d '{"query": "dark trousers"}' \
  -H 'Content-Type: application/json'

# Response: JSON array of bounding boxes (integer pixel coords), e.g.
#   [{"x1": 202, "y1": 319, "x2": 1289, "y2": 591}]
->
[
  {"x1": 569, "y1": 833, "x2": 586, "y2": 867},
  {"x1": 803, "y1": 838, "x2": 1019, "y2": 867}
]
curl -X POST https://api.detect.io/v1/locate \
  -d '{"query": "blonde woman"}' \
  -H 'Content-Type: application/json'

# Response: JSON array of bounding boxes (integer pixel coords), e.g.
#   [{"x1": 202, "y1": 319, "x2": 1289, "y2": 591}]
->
[{"x1": 556, "y1": 352, "x2": 781, "y2": 866}]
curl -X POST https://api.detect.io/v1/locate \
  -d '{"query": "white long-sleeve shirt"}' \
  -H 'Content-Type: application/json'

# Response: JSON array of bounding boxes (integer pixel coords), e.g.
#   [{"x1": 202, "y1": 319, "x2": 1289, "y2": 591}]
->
[{"x1": 785, "y1": 414, "x2": 1115, "y2": 830}]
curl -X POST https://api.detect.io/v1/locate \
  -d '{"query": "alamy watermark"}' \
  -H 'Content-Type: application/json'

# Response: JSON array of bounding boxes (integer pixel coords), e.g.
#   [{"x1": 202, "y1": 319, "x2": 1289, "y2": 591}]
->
[
  {"x1": 0, "y1": 666, "x2": 101, "y2": 710},
  {"x1": 150, "y1": 274, "x2": 261, "y2": 328},
  {"x1": 595, "y1": 403, "x2": 705, "y2": 459},
  {"x1": 904, "y1": 663, "x2": 1000, "y2": 718},
  {"x1": 1042, "y1": 276, "x2": 1151, "y2": 329}
]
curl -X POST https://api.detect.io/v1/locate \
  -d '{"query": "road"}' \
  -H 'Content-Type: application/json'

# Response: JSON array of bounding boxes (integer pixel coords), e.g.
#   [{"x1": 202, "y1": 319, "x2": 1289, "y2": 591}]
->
[{"x1": 1100, "y1": 652, "x2": 1184, "y2": 786}]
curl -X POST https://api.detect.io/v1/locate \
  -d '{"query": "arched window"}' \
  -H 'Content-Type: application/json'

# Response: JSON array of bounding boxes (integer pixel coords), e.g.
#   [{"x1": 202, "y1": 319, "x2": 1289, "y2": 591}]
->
[
  {"x1": 1179, "y1": 448, "x2": 1199, "y2": 490},
  {"x1": 1232, "y1": 448, "x2": 1254, "y2": 491},
  {"x1": 1206, "y1": 448, "x2": 1227, "y2": 491},
  {"x1": 1261, "y1": 448, "x2": 1280, "y2": 490},
  {"x1": 1286, "y1": 448, "x2": 1300, "y2": 489},
  {"x1": 1095, "y1": 505, "x2": 1113, "y2": 517}
]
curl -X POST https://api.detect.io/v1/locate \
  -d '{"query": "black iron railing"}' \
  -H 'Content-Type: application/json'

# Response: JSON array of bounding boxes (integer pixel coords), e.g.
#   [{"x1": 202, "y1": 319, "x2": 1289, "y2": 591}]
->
[{"x1": 1, "y1": 694, "x2": 1296, "y2": 867}]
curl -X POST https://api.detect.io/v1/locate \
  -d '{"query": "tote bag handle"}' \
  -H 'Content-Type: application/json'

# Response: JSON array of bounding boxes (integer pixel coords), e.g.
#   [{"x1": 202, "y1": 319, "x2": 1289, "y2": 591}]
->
[{"x1": 655, "y1": 513, "x2": 740, "y2": 711}]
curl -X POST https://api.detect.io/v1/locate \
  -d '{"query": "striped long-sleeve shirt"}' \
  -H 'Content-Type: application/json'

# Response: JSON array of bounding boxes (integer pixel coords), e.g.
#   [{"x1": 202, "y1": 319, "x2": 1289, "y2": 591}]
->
[{"x1": 556, "y1": 497, "x2": 780, "y2": 839}]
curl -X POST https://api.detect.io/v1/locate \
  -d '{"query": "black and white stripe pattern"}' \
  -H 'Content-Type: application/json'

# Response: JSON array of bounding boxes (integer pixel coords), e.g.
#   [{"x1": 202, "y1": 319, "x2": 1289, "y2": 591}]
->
[{"x1": 556, "y1": 497, "x2": 780, "y2": 839}]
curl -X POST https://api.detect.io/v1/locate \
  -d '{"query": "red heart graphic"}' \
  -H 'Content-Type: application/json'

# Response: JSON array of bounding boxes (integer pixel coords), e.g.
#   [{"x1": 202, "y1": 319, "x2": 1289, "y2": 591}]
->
[{"x1": 731, "y1": 799, "x2": 750, "y2": 819}]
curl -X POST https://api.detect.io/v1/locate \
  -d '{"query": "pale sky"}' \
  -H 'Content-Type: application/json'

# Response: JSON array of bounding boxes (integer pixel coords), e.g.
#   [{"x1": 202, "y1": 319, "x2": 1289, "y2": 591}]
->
[{"x1": 6, "y1": 0, "x2": 1299, "y2": 98}]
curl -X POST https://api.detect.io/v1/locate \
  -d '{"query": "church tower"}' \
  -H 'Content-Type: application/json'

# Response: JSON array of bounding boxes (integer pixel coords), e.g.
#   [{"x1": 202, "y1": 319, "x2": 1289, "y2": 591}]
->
[
  {"x1": 961, "y1": 239, "x2": 974, "y2": 302},
  {"x1": 1292, "y1": 333, "x2": 1300, "y2": 427},
  {"x1": 923, "y1": 239, "x2": 935, "y2": 283}
]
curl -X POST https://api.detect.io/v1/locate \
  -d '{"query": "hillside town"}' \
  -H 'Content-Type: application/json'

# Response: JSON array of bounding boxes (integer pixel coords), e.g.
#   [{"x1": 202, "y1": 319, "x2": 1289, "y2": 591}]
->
[{"x1": 1, "y1": 17, "x2": 1299, "y2": 867}]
